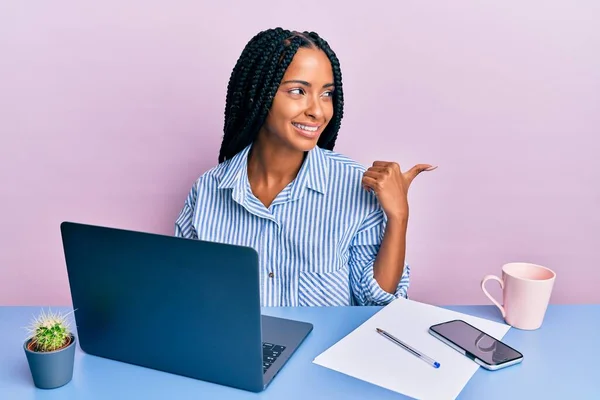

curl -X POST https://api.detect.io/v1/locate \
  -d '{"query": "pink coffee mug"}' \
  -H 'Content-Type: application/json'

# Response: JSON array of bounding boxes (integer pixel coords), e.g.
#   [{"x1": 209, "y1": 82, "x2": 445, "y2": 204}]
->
[{"x1": 481, "y1": 262, "x2": 556, "y2": 330}]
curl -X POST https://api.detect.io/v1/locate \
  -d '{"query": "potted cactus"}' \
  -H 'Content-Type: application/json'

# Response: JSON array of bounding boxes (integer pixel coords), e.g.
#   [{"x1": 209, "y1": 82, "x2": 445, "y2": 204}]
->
[{"x1": 23, "y1": 308, "x2": 76, "y2": 389}]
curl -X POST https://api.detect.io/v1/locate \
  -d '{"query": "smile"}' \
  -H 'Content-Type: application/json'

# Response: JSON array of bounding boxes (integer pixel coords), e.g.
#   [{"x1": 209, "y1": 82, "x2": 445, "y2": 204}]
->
[{"x1": 292, "y1": 122, "x2": 320, "y2": 138}]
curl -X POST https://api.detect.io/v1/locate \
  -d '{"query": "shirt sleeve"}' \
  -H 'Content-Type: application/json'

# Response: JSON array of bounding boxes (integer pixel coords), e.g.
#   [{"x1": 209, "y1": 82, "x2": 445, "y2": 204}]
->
[
  {"x1": 348, "y1": 207, "x2": 411, "y2": 306},
  {"x1": 174, "y1": 182, "x2": 198, "y2": 239}
]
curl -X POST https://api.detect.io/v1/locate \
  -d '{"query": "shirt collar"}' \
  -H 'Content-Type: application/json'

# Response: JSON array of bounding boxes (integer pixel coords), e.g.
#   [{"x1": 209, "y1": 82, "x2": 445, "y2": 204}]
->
[
  {"x1": 217, "y1": 144, "x2": 252, "y2": 190},
  {"x1": 217, "y1": 142, "x2": 329, "y2": 198},
  {"x1": 291, "y1": 144, "x2": 328, "y2": 198}
]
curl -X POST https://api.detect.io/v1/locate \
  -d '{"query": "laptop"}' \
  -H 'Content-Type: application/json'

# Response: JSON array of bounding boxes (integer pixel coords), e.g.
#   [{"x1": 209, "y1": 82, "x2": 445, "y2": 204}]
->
[{"x1": 60, "y1": 221, "x2": 313, "y2": 392}]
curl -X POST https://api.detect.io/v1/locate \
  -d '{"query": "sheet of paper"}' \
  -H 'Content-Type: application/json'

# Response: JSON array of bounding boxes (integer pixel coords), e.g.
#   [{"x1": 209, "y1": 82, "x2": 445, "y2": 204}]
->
[{"x1": 313, "y1": 297, "x2": 511, "y2": 400}]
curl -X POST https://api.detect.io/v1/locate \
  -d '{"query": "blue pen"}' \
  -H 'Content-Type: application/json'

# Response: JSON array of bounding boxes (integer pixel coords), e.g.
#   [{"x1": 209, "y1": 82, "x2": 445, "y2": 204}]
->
[{"x1": 376, "y1": 328, "x2": 441, "y2": 369}]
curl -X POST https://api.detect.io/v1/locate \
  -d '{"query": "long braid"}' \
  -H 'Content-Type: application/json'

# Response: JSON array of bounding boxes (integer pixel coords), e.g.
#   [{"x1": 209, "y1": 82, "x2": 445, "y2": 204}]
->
[
  {"x1": 220, "y1": 31, "x2": 283, "y2": 162},
  {"x1": 220, "y1": 28, "x2": 289, "y2": 162},
  {"x1": 218, "y1": 28, "x2": 345, "y2": 163}
]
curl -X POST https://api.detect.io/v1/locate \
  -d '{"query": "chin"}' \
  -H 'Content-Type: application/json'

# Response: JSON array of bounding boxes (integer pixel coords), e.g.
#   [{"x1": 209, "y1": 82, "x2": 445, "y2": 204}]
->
[{"x1": 288, "y1": 136, "x2": 320, "y2": 153}]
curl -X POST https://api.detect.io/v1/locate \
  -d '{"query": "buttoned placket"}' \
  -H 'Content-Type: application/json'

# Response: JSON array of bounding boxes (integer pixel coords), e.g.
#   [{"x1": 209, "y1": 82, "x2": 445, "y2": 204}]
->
[
  {"x1": 262, "y1": 216, "x2": 281, "y2": 299},
  {"x1": 221, "y1": 143, "x2": 331, "y2": 306},
  {"x1": 233, "y1": 155, "x2": 314, "y2": 306},
  {"x1": 239, "y1": 183, "x2": 284, "y2": 306}
]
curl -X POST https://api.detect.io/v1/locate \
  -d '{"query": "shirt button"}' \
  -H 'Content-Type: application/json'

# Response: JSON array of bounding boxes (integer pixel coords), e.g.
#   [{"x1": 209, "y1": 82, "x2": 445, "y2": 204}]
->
[{"x1": 268, "y1": 272, "x2": 274, "y2": 278}]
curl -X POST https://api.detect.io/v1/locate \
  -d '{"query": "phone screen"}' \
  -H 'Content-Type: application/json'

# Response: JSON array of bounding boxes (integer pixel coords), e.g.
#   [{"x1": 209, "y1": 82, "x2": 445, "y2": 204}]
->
[{"x1": 431, "y1": 320, "x2": 522, "y2": 365}]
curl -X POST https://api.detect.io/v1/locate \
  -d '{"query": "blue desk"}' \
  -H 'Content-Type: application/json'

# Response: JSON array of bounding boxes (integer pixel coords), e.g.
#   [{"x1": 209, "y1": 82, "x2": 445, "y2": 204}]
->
[{"x1": 1, "y1": 305, "x2": 599, "y2": 399}]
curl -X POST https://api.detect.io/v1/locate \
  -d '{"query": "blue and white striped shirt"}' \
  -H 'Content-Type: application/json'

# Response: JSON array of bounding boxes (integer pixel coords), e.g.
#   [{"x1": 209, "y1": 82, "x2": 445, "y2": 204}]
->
[{"x1": 174, "y1": 143, "x2": 410, "y2": 306}]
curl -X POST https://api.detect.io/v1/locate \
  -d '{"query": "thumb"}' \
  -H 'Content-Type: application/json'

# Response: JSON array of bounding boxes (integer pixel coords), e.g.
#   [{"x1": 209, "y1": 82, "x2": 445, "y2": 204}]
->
[{"x1": 404, "y1": 164, "x2": 437, "y2": 185}]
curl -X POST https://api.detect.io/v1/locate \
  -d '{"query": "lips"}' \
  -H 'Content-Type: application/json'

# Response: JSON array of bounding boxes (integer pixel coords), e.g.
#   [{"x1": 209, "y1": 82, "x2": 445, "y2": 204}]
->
[
  {"x1": 292, "y1": 122, "x2": 319, "y2": 132},
  {"x1": 292, "y1": 122, "x2": 321, "y2": 139}
]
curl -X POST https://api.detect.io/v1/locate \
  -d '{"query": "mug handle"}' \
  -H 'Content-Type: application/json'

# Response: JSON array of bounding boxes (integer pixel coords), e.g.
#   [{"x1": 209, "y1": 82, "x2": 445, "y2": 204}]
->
[{"x1": 481, "y1": 275, "x2": 506, "y2": 318}]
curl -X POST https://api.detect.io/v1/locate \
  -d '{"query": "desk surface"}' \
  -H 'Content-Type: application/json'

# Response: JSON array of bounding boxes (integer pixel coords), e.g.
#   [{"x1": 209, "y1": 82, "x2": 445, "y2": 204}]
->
[{"x1": 1, "y1": 304, "x2": 599, "y2": 399}]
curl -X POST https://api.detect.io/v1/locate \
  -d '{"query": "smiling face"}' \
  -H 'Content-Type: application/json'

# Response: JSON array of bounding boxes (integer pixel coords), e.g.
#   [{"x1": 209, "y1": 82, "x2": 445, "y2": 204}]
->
[{"x1": 257, "y1": 47, "x2": 335, "y2": 153}]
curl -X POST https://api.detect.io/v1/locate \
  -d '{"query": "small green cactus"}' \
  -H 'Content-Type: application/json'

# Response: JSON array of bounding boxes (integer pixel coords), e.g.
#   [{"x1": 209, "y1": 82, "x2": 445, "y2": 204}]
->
[{"x1": 25, "y1": 309, "x2": 73, "y2": 352}]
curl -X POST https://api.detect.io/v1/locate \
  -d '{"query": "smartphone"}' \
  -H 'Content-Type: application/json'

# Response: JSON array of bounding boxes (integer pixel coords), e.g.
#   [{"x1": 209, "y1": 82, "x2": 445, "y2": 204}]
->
[{"x1": 429, "y1": 319, "x2": 523, "y2": 370}]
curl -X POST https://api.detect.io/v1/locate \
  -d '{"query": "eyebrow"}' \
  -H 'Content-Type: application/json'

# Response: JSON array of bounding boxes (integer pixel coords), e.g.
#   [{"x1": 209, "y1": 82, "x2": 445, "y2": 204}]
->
[{"x1": 281, "y1": 80, "x2": 335, "y2": 88}]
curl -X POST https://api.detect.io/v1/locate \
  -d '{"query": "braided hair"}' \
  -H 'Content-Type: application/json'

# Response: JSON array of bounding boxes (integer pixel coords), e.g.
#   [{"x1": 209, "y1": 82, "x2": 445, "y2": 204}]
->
[{"x1": 218, "y1": 28, "x2": 344, "y2": 163}]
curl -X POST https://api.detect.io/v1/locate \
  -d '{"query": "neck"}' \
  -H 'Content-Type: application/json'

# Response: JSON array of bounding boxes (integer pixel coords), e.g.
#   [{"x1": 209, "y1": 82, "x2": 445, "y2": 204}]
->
[{"x1": 247, "y1": 133, "x2": 306, "y2": 188}]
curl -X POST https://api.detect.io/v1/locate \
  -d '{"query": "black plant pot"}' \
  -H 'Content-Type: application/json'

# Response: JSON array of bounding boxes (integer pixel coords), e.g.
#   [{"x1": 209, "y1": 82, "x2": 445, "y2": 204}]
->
[{"x1": 23, "y1": 334, "x2": 76, "y2": 389}]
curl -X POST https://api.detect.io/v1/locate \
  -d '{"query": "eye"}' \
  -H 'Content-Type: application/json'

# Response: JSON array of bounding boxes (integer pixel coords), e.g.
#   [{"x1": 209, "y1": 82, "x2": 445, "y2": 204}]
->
[
  {"x1": 288, "y1": 88, "x2": 305, "y2": 95},
  {"x1": 322, "y1": 90, "x2": 334, "y2": 98}
]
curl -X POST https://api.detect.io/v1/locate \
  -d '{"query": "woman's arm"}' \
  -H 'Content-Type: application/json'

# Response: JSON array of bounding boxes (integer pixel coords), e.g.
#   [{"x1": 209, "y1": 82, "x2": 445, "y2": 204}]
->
[
  {"x1": 372, "y1": 215, "x2": 409, "y2": 293},
  {"x1": 362, "y1": 160, "x2": 436, "y2": 293},
  {"x1": 347, "y1": 207, "x2": 410, "y2": 306}
]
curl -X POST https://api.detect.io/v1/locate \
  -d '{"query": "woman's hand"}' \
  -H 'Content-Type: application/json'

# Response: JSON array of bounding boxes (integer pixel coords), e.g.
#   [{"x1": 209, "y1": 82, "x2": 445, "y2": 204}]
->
[{"x1": 362, "y1": 161, "x2": 437, "y2": 220}]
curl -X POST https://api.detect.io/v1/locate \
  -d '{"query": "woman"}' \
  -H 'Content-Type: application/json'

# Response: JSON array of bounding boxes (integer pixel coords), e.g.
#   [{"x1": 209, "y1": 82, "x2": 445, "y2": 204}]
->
[{"x1": 175, "y1": 28, "x2": 435, "y2": 306}]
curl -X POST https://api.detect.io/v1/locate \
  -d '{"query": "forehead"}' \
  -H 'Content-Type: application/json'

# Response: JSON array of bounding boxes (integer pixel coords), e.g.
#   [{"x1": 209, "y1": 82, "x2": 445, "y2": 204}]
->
[{"x1": 283, "y1": 47, "x2": 333, "y2": 82}]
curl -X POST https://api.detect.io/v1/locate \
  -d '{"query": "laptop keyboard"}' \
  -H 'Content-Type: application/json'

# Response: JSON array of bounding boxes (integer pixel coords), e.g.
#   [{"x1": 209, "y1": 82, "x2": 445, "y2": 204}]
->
[{"x1": 262, "y1": 342, "x2": 286, "y2": 373}]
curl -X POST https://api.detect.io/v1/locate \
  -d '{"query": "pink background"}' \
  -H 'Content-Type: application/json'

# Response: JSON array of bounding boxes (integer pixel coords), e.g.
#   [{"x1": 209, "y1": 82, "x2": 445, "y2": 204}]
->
[{"x1": 1, "y1": 1, "x2": 598, "y2": 306}]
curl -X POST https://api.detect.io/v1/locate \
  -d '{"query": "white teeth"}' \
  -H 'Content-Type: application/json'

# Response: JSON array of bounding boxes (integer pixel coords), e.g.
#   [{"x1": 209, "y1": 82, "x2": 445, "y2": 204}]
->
[{"x1": 293, "y1": 123, "x2": 318, "y2": 132}]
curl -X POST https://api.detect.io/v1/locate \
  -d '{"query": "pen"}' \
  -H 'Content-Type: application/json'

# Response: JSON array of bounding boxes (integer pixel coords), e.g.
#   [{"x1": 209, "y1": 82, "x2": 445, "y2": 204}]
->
[{"x1": 376, "y1": 328, "x2": 441, "y2": 369}]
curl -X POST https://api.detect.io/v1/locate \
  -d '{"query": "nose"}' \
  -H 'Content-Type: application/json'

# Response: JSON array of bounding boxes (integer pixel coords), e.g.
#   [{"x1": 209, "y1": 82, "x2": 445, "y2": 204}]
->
[{"x1": 305, "y1": 95, "x2": 324, "y2": 120}]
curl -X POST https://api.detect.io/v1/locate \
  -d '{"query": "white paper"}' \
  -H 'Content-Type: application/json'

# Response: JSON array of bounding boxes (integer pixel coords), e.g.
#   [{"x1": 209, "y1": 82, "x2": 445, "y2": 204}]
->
[{"x1": 313, "y1": 297, "x2": 511, "y2": 400}]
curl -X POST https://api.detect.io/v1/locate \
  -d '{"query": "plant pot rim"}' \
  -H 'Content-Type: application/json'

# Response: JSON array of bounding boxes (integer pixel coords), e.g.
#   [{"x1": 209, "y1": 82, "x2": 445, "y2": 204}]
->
[{"x1": 24, "y1": 333, "x2": 76, "y2": 355}]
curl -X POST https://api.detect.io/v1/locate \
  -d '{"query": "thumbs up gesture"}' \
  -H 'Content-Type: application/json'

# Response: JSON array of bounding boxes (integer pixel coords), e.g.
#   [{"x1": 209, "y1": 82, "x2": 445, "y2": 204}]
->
[{"x1": 362, "y1": 161, "x2": 437, "y2": 220}]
